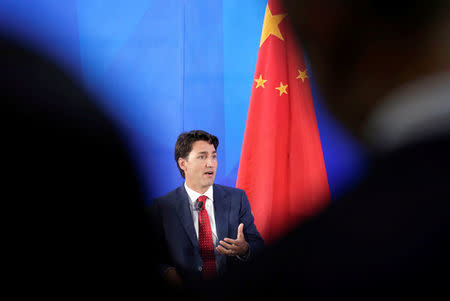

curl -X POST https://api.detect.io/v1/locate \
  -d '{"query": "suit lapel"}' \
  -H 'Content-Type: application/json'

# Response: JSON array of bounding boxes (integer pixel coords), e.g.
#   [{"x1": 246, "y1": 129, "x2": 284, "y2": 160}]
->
[
  {"x1": 173, "y1": 185, "x2": 231, "y2": 259},
  {"x1": 174, "y1": 186, "x2": 199, "y2": 249},
  {"x1": 213, "y1": 184, "x2": 230, "y2": 241}
]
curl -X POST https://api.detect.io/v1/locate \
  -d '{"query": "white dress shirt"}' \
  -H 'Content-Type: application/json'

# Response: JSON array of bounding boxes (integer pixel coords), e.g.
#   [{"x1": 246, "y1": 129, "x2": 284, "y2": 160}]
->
[
  {"x1": 184, "y1": 183, "x2": 249, "y2": 264},
  {"x1": 184, "y1": 183, "x2": 218, "y2": 248}
]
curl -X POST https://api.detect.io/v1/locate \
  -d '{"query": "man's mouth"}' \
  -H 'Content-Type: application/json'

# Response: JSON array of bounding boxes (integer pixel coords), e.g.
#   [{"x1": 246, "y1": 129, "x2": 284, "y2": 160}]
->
[{"x1": 204, "y1": 171, "x2": 214, "y2": 175}]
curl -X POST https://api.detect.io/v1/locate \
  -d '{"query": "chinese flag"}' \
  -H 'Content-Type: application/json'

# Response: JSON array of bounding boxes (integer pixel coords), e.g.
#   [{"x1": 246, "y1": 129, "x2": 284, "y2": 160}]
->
[{"x1": 236, "y1": 0, "x2": 331, "y2": 243}]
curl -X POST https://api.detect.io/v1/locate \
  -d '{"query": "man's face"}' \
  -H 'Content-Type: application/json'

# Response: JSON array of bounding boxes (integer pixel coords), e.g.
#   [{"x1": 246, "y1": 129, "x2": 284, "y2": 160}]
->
[{"x1": 179, "y1": 140, "x2": 217, "y2": 193}]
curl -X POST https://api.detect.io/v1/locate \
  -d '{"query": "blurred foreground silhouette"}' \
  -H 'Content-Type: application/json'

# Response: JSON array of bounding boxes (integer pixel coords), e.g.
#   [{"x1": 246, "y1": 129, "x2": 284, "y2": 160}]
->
[
  {"x1": 211, "y1": 0, "x2": 450, "y2": 299},
  {"x1": 2, "y1": 36, "x2": 167, "y2": 297}
]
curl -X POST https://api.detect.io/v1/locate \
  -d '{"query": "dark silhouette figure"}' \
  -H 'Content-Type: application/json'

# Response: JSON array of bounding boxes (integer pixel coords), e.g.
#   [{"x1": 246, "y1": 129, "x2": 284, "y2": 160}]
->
[
  {"x1": 213, "y1": 0, "x2": 450, "y2": 299},
  {"x1": 2, "y1": 36, "x2": 165, "y2": 297}
]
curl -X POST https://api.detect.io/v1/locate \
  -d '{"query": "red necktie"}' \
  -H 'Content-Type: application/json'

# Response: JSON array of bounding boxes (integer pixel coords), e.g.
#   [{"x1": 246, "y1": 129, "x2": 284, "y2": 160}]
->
[{"x1": 197, "y1": 195, "x2": 217, "y2": 279}]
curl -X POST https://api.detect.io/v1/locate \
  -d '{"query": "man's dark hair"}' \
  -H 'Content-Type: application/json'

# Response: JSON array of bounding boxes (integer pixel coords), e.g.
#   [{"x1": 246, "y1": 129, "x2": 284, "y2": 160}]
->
[{"x1": 175, "y1": 130, "x2": 219, "y2": 178}]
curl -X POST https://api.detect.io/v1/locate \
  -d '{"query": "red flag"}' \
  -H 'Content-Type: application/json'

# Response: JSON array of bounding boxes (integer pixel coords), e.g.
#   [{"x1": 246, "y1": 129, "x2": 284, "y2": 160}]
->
[{"x1": 236, "y1": 0, "x2": 330, "y2": 243}]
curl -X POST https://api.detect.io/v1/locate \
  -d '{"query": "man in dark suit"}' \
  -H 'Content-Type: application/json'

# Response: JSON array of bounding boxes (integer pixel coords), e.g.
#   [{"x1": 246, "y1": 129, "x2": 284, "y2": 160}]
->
[
  {"x1": 214, "y1": 0, "x2": 450, "y2": 299},
  {"x1": 151, "y1": 130, "x2": 264, "y2": 285}
]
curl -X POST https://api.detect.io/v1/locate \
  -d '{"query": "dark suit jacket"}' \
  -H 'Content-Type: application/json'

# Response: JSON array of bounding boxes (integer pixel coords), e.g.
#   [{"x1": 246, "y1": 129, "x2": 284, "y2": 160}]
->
[{"x1": 150, "y1": 184, "x2": 264, "y2": 282}]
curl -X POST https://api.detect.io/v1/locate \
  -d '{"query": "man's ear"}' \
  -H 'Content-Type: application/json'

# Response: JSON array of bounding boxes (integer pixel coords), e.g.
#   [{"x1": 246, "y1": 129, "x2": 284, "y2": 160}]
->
[{"x1": 178, "y1": 157, "x2": 187, "y2": 172}]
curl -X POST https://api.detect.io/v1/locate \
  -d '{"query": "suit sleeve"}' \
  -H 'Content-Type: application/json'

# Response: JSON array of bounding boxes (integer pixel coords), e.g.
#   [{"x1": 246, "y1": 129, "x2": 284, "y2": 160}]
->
[{"x1": 239, "y1": 190, "x2": 264, "y2": 259}]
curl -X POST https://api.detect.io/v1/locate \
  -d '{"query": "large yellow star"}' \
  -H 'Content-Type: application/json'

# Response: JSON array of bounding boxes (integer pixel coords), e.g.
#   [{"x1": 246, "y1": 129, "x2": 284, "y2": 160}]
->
[
  {"x1": 275, "y1": 82, "x2": 288, "y2": 96},
  {"x1": 296, "y1": 69, "x2": 308, "y2": 82},
  {"x1": 259, "y1": 4, "x2": 287, "y2": 47},
  {"x1": 254, "y1": 74, "x2": 267, "y2": 88}
]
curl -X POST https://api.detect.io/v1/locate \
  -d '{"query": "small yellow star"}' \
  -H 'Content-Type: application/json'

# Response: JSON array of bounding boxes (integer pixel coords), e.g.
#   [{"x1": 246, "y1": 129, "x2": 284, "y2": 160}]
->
[
  {"x1": 275, "y1": 82, "x2": 288, "y2": 96},
  {"x1": 259, "y1": 4, "x2": 287, "y2": 47},
  {"x1": 254, "y1": 74, "x2": 267, "y2": 89},
  {"x1": 296, "y1": 69, "x2": 308, "y2": 82}
]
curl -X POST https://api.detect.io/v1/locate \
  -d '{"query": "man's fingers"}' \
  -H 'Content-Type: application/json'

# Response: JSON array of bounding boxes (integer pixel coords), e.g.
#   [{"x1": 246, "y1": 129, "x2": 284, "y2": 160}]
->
[
  {"x1": 237, "y1": 223, "x2": 244, "y2": 240},
  {"x1": 218, "y1": 224, "x2": 246, "y2": 257},
  {"x1": 223, "y1": 237, "x2": 237, "y2": 244},
  {"x1": 216, "y1": 245, "x2": 233, "y2": 256},
  {"x1": 219, "y1": 240, "x2": 237, "y2": 250}
]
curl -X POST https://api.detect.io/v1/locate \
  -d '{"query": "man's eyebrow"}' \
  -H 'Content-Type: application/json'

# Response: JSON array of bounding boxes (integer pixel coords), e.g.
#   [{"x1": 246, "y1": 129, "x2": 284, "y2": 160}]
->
[{"x1": 196, "y1": 151, "x2": 217, "y2": 155}]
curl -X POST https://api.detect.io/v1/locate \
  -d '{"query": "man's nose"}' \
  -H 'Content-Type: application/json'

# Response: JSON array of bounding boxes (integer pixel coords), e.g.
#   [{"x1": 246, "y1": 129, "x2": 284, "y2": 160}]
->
[{"x1": 206, "y1": 157, "x2": 214, "y2": 166}]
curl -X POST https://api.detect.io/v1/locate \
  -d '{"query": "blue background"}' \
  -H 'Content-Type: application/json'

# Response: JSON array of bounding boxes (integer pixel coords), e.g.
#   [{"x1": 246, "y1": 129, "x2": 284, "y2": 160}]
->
[{"x1": 0, "y1": 0, "x2": 366, "y2": 204}]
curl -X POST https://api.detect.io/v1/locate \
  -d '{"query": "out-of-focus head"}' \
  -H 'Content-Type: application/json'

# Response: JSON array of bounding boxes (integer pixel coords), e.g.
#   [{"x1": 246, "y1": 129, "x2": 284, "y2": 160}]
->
[{"x1": 283, "y1": 0, "x2": 450, "y2": 138}]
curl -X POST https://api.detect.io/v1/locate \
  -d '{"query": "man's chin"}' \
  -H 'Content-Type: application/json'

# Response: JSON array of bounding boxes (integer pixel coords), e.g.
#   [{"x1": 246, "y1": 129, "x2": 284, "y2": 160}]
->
[{"x1": 202, "y1": 178, "x2": 215, "y2": 187}]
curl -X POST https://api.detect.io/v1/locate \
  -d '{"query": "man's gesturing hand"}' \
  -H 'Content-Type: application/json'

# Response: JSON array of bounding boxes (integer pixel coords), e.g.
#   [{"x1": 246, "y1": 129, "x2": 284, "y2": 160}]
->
[{"x1": 216, "y1": 223, "x2": 249, "y2": 256}]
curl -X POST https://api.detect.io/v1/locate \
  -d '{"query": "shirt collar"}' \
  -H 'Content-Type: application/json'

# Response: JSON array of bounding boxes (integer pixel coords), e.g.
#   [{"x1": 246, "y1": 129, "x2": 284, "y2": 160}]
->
[{"x1": 184, "y1": 183, "x2": 214, "y2": 204}]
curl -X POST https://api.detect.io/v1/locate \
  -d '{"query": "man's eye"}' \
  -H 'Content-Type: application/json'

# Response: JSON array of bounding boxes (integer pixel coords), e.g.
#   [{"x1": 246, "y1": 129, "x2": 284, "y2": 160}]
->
[{"x1": 198, "y1": 156, "x2": 204, "y2": 159}]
